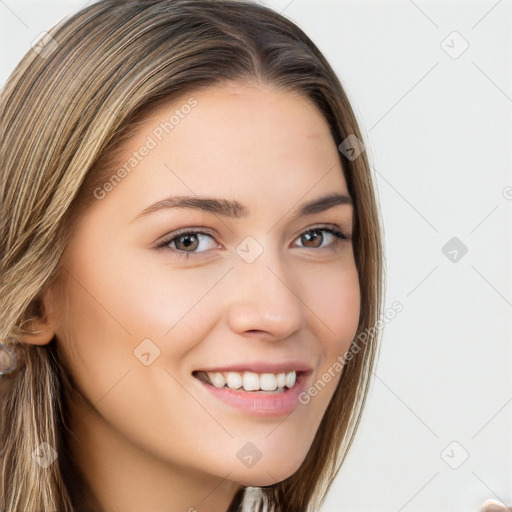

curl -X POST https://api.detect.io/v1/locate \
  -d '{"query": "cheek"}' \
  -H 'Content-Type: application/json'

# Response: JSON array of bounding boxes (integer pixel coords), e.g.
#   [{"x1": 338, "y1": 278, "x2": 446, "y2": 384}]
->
[
  {"x1": 52, "y1": 271, "x2": 137, "y2": 395},
  {"x1": 52, "y1": 255, "x2": 229, "y2": 414},
  {"x1": 278, "y1": 259, "x2": 359, "y2": 434},
  {"x1": 305, "y1": 259, "x2": 361, "y2": 354},
  {"x1": 101, "y1": 253, "x2": 224, "y2": 334},
  {"x1": 297, "y1": 260, "x2": 360, "y2": 413},
  {"x1": 51, "y1": 260, "x2": 206, "y2": 458}
]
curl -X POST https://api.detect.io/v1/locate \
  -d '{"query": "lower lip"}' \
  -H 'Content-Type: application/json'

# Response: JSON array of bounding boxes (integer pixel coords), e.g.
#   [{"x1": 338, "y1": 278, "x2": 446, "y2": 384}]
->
[{"x1": 194, "y1": 372, "x2": 310, "y2": 417}]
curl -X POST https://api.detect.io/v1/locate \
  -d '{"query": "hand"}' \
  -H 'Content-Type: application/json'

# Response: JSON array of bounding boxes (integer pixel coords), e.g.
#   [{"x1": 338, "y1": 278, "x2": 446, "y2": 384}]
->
[{"x1": 481, "y1": 499, "x2": 512, "y2": 511}]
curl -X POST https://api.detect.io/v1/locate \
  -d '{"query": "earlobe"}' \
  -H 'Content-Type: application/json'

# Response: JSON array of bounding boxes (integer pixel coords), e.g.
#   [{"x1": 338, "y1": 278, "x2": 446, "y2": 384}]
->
[
  {"x1": 15, "y1": 290, "x2": 56, "y2": 346},
  {"x1": 15, "y1": 317, "x2": 55, "y2": 345}
]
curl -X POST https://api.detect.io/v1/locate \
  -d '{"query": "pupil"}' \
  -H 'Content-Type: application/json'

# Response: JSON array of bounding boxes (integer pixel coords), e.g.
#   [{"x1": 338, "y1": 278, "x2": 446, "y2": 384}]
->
[
  {"x1": 304, "y1": 230, "x2": 322, "y2": 247},
  {"x1": 179, "y1": 234, "x2": 197, "y2": 250}
]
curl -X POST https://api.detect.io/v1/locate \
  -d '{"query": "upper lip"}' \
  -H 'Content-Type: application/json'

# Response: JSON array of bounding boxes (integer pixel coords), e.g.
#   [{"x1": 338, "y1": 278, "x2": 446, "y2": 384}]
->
[{"x1": 193, "y1": 362, "x2": 313, "y2": 374}]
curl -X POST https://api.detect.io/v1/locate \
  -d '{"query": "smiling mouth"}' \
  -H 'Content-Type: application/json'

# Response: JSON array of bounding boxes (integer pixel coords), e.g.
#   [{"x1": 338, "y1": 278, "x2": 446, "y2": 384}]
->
[{"x1": 192, "y1": 369, "x2": 305, "y2": 393}]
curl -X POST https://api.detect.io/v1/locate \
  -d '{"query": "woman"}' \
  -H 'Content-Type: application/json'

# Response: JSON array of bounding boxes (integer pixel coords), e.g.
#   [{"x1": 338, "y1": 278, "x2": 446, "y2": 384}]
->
[{"x1": 0, "y1": 1, "x2": 384, "y2": 510}]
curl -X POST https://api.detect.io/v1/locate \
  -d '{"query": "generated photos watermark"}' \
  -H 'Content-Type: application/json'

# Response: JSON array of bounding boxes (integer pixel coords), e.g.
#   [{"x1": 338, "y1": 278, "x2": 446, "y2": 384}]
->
[
  {"x1": 93, "y1": 97, "x2": 198, "y2": 200},
  {"x1": 298, "y1": 301, "x2": 403, "y2": 405}
]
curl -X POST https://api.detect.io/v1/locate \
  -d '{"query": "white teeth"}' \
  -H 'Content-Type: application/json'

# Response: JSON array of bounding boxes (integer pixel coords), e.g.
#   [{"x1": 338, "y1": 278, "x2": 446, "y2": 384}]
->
[
  {"x1": 260, "y1": 373, "x2": 277, "y2": 391},
  {"x1": 210, "y1": 372, "x2": 226, "y2": 388},
  {"x1": 285, "y1": 371, "x2": 296, "y2": 388},
  {"x1": 198, "y1": 370, "x2": 298, "y2": 392},
  {"x1": 225, "y1": 372, "x2": 243, "y2": 390},
  {"x1": 242, "y1": 372, "x2": 260, "y2": 391}
]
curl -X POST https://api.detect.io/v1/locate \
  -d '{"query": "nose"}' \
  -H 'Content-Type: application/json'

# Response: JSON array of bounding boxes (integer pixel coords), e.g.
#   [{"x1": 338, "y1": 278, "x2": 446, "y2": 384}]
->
[{"x1": 225, "y1": 246, "x2": 305, "y2": 340}]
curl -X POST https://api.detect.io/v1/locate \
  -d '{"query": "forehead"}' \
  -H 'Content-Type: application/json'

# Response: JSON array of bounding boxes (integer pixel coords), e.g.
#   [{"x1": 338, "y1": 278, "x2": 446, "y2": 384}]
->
[{"x1": 87, "y1": 82, "x2": 349, "y2": 222}]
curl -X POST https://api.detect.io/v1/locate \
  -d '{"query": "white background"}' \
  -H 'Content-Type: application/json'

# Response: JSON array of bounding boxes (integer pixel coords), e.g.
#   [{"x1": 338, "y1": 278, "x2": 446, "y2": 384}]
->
[{"x1": 1, "y1": 1, "x2": 511, "y2": 511}]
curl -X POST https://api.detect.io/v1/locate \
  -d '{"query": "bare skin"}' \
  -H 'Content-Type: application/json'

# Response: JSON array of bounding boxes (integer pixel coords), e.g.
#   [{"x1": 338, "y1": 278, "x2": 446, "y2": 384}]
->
[{"x1": 25, "y1": 81, "x2": 360, "y2": 511}]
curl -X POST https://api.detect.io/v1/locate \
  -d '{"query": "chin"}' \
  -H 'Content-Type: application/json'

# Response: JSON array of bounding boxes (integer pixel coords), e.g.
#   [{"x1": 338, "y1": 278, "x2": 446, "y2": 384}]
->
[{"x1": 231, "y1": 461, "x2": 302, "y2": 487}]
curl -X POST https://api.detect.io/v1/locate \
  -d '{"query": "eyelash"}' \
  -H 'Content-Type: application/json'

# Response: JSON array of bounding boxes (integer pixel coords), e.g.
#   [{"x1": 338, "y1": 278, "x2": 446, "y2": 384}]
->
[{"x1": 155, "y1": 225, "x2": 349, "y2": 259}]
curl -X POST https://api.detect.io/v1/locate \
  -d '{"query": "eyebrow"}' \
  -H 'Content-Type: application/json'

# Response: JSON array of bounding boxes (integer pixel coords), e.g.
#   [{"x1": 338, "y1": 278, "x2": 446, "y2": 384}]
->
[{"x1": 131, "y1": 192, "x2": 353, "y2": 222}]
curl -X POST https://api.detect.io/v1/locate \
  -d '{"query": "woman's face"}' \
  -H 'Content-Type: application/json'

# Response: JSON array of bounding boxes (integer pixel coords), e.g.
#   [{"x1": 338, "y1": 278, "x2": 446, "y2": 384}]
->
[{"x1": 45, "y1": 81, "x2": 360, "y2": 496}]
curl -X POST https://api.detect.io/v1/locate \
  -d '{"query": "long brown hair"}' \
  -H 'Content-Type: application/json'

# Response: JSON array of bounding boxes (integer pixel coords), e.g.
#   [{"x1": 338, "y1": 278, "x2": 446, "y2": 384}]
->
[{"x1": 0, "y1": 1, "x2": 384, "y2": 510}]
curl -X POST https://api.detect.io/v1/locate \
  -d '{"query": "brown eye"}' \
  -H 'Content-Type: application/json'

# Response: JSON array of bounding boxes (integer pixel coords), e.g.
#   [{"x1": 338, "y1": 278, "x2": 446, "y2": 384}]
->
[
  {"x1": 295, "y1": 227, "x2": 347, "y2": 250},
  {"x1": 174, "y1": 233, "x2": 200, "y2": 251},
  {"x1": 156, "y1": 230, "x2": 218, "y2": 257},
  {"x1": 301, "y1": 230, "x2": 324, "y2": 248}
]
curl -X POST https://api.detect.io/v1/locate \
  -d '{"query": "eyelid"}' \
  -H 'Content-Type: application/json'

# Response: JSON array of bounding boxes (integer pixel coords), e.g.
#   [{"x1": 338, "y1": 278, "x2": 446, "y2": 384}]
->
[
  {"x1": 294, "y1": 224, "x2": 350, "y2": 241},
  {"x1": 154, "y1": 227, "x2": 218, "y2": 253},
  {"x1": 154, "y1": 223, "x2": 350, "y2": 256}
]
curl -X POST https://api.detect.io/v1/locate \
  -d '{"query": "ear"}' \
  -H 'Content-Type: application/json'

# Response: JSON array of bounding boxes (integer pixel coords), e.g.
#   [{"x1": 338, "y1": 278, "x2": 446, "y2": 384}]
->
[{"x1": 16, "y1": 287, "x2": 56, "y2": 346}]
